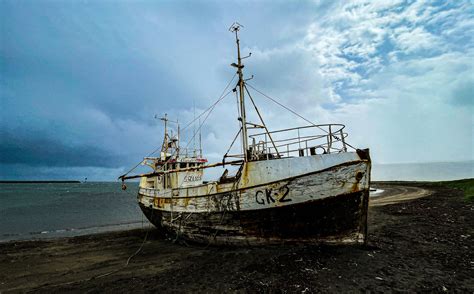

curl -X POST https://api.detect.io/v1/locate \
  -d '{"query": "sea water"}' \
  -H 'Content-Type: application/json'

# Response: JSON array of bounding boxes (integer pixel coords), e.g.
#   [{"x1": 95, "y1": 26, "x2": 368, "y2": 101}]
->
[
  {"x1": 0, "y1": 182, "x2": 144, "y2": 242},
  {"x1": 372, "y1": 160, "x2": 473, "y2": 181},
  {"x1": 1, "y1": 161, "x2": 472, "y2": 242}
]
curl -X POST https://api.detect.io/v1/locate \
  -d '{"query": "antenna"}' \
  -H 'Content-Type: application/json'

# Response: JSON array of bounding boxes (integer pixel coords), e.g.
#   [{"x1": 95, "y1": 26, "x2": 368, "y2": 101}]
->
[
  {"x1": 199, "y1": 117, "x2": 202, "y2": 157},
  {"x1": 228, "y1": 22, "x2": 244, "y2": 32},
  {"x1": 156, "y1": 113, "x2": 180, "y2": 158}
]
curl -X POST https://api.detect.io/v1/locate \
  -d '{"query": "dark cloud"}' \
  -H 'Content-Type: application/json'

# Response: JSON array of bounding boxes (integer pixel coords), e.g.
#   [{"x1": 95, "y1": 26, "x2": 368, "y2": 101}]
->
[
  {"x1": 0, "y1": 130, "x2": 123, "y2": 168},
  {"x1": 0, "y1": 0, "x2": 322, "y2": 180}
]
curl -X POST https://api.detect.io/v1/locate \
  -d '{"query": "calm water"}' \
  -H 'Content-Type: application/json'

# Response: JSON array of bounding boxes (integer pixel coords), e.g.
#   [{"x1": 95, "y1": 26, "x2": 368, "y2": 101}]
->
[
  {"x1": 1, "y1": 161, "x2": 472, "y2": 242},
  {"x1": 0, "y1": 182, "x2": 144, "y2": 242},
  {"x1": 372, "y1": 161, "x2": 473, "y2": 181}
]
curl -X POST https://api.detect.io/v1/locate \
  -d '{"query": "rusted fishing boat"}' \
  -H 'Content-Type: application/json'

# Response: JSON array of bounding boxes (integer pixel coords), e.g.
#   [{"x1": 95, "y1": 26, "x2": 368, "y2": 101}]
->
[{"x1": 119, "y1": 24, "x2": 371, "y2": 245}]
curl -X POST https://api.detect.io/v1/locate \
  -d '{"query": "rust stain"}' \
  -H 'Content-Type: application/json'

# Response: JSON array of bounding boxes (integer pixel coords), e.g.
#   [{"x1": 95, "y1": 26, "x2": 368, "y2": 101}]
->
[
  {"x1": 351, "y1": 171, "x2": 364, "y2": 193},
  {"x1": 241, "y1": 162, "x2": 250, "y2": 187},
  {"x1": 183, "y1": 196, "x2": 191, "y2": 207},
  {"x1": 351, "y1": 182, "x2": 359, "y2": 193},
  {"x1": 139, "y1": 190, "x2": 370, "y2": 245}
]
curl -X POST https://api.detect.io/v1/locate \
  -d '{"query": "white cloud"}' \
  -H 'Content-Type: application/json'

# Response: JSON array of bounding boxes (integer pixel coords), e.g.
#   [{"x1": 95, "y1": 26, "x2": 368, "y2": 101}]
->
[
  {"x1": 256, "y1": 0, "x2": 474, "y2": 164},
  {"x1": 392, "y1": 26, "x2": 441, "y2": 53}
]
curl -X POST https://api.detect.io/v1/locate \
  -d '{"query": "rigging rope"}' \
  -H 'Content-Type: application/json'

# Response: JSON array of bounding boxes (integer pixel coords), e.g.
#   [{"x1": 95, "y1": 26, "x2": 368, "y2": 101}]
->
[
  {"x1": 245, "y1": 83, "x2": 356, "y2": 150},
  {"x1": 246, "y1": 83, "x2": 326, "y2": 133},
  {"x1": 223, "y1": 127, "x2": 241, "y2": 158},
  {"x1": 182, "y1": 89, "x2": 233, "y2": 151},
  {"x1": 151, "y1": 88, "x2": 233, "y2": 178},
  {"x1": 120, "y1": 73, "x2": 237, "y2": 179},
  {"x1": 180, "y1": 73, "x2": 237, "y2": 136}
]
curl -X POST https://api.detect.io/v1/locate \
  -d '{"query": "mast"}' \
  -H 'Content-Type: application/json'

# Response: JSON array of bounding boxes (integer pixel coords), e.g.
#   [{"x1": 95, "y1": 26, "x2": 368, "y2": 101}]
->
[
  {"x1": 160, "y1": 113, "x2": 168, "y2": 157},
  {"x1": 230, "y1": 23, "x2": 249, "y2": 161},
  {"x1": 199, "y1": 117, "x2": 202, "y2": 158},
  {"x1": 177, "y1": 119, "x2": 180, "y2": 157}
]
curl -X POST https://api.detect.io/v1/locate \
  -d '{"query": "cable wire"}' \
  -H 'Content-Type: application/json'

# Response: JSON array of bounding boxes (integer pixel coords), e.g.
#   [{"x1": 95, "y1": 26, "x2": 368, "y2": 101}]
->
[
  {"x1": 120, "y1": 73, "x2": 237, "y2": 178},
  {"x1": 246, "y1": 83, "x2": 356, "y2": 150}
]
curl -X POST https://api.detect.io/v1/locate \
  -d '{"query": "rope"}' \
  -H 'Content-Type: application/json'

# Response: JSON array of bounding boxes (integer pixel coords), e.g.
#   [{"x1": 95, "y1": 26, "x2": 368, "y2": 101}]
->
[
  {"x1": 121, "y1": 73, "x2": 237, "y2": 179},
  {"x1": 246, "y1": 83, "x2": 356, "y2": 150},
  {"x1": 181, "y1": 73, "x2": 237, "y2": 132},
  {"x1": 34, "y1": 221, "x2": 152, "y2": 289},
  {"x1": 223, "y1": 128, "x2": 242, "y2": 158},
  {"x1": 246, "y1": 83, "x2": 326, "y2": 132},
  {"x1": 147, "y1": 86, "x2": 233, "y2": 178},
  {"x1": 141, "y1": 87, "x2": 233, "y2": 180},
  {"x1": 182, "y1": 89, "x2": 233, "y2": 151}
]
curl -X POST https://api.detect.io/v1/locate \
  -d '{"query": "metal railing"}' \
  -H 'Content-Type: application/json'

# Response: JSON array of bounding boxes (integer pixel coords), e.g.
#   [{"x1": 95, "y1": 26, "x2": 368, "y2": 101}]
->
[
  {"x1": 226, "y1": 124, "x2": 349, "y2": 160},
  {"x1": 179, "y1": 147, "x2": 204, "y2": 158}
]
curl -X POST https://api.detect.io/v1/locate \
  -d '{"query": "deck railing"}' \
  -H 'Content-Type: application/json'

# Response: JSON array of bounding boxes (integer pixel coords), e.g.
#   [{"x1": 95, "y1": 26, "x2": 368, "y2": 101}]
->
[
  {"x1": 179, "y1": 148, "x2": 203, "y2": 158},
  {"x1": 226, "y1": 124, "x2": 349, "y2": 160}
]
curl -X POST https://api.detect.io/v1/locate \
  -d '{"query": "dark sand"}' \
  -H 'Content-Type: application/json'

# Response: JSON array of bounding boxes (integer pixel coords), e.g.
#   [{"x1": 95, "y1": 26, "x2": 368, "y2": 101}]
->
[{"x1": 1, "y1": 182, "x2": 473, "y2": 292}]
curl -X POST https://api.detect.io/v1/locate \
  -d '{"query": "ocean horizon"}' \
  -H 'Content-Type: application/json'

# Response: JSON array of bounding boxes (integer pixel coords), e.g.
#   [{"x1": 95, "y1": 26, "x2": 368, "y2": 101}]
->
[
  {"x1": 0, "y1": 182, "x2": 144, "y2": 242},
  {"x1": 372, "y1": 160, "x2": 473, "y2": 181}
]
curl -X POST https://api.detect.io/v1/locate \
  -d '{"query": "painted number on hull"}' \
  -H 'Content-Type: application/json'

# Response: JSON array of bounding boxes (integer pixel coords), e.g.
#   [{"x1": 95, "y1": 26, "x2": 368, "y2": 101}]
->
[{"x1": 255, "y1": 185, "x2": 291, "y2": 205}]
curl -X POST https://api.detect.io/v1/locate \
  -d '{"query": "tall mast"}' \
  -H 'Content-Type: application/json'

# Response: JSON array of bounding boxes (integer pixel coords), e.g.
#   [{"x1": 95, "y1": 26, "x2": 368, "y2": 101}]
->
[
  {"x1": 177, "y1": 119, "x2": 180, "y2": 157},
  {"x1": 199, "y1": 117, "x2": 202, "y2": 158},
  {"x1": 160, "y1": 113, "x2": 169, "y2": 156},
  {"x1": 230, "y1": 23, "x2": 249, "y2": 161}
]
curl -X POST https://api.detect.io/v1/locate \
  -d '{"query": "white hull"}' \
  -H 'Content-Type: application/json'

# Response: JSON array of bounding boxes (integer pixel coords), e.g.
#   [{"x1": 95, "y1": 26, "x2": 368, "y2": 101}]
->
[{"x1": 137, "y1": 151, "x2": 371, "y2": 245}]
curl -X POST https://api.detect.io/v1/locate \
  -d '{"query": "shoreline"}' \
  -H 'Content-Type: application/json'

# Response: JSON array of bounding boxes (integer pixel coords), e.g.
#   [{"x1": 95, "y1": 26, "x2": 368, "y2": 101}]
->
[
  {"x1": 1, "y1": 181, "x2": 472, "y2": 292},
  {"x1": 0, "y1": 220, "x2": 146, "y2": 244},
  {"x1": 0, "y1": 184, "x2": 427, "y2": 244},
  {"x1": 0, "y1": 180, "x2": 444, "y2": 244}
]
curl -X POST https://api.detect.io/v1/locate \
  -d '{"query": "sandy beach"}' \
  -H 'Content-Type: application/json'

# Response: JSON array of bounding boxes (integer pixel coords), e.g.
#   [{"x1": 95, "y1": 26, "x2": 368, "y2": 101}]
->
[{"x1": 1, "y1": 181, "x2": 472, "y2": 292}]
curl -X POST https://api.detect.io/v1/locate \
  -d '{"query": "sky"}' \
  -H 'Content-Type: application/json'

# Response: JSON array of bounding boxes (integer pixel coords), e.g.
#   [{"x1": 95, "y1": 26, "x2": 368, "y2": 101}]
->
[{"x1": 1, "y1": 0, "x2": 473, "y2": 180}]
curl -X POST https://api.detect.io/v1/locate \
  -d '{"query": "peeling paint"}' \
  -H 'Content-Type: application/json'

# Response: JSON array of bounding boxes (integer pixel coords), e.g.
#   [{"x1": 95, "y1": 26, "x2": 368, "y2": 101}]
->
[{"x1": 137, "y1": 151, "x2": 371, "y2": 245}]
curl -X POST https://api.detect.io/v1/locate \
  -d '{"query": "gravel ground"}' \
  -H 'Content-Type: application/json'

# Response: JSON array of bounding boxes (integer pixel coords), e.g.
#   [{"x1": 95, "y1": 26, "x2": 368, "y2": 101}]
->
[{"x1": 1, "y1": 182, "x2": 472, "y2": 293}]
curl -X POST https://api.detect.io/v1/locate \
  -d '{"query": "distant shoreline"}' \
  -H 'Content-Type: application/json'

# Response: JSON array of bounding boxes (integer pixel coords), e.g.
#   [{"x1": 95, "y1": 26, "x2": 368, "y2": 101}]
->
[{"x1": 0, "y1": 180, "x2": 81, "y2": 184}]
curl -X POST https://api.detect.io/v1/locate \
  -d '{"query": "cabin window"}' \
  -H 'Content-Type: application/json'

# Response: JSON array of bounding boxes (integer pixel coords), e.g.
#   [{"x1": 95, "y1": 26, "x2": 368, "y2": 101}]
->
[
  {"x1": 189, "y1": 163, "x2": 195, "y2": 167},
  {"x1": 180, "y1": 163, "x2": 187, "y2": 169}
]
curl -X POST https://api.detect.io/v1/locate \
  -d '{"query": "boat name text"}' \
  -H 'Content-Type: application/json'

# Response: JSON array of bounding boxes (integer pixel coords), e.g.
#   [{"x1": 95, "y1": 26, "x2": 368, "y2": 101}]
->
[
  {"x1": 255, "y1": 185, "x2": 291, "y2": 205},
  {"x1": 183, "y1": 175, "x2": 202, "y2": 182}
]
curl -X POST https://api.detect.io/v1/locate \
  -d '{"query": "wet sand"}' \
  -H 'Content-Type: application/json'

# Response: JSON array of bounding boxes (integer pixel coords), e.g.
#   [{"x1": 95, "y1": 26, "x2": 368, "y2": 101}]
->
[{"x1": 1, "y1": 182, "x2": 473, "y2": 292}]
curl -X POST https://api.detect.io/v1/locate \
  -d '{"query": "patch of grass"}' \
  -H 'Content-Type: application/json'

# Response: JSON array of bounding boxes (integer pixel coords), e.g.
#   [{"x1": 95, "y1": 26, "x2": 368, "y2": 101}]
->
[{"x1": 433, "y1": 179, "x2": 474, "y2": 201}]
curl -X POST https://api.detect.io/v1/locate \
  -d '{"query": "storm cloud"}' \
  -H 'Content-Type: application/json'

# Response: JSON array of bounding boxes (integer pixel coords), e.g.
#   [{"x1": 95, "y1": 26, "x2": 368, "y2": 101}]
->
[
  {"x1": 1, "y1": 0, "x2": 473, "y2": 180},
  {"x1": 0, "y1": 130, "x2": 122, "y2": 168}
]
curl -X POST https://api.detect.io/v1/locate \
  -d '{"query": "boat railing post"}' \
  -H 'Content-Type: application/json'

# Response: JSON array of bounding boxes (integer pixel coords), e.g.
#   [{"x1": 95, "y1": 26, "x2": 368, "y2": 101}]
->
[
  {"x1": 264, "y1": 133, "x2": 268, "y2": 158},
  {"x1": 252, "y1": 137, "x2": 257, "y2": 159},
  {"x1": 328, "y1": 125, "x2": 332, "y2": 154},
  {"x1": 340, "y1": 129, "x2": 347, "y2": 152},
  {"x1": 297, "y1": 129, "x2": 301, "y2": 150}
]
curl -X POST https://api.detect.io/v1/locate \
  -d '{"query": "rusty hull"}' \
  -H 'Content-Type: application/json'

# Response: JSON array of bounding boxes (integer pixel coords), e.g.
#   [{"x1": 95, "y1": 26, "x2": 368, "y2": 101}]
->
[
  {"x1": 137, "y1": 153, "x2": 371, "y2": 246},
  {"x1": 139, "y1": 189, "x2": 369, "y2": 246}
]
